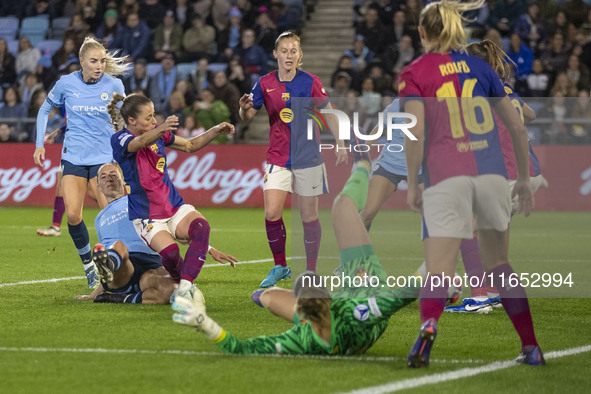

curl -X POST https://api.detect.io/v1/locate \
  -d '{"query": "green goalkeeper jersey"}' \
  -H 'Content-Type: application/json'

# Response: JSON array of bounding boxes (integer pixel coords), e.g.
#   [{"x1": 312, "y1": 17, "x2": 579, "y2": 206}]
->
[{"x1": 215, "y1": 245, "x2": 418, "y2": 355}]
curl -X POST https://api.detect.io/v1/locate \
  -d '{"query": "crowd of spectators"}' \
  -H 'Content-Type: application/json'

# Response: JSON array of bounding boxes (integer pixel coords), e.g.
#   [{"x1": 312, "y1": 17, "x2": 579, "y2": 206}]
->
[
  {"x1": 0, "y1": 0, "x2": 309, "y2": 143},
  {"x1": 333, "y1": 0, "x2": 591, "y2": 144}
]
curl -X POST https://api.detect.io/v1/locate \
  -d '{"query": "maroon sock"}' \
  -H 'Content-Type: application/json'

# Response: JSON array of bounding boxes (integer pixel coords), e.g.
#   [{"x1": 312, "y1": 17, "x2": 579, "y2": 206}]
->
[
  {"x1": 303, "y1": 219, "x2": 321, "y2": 272},
  {"x1": 182, "y1": 218, "x2": 210, "y2": 282},
  {"x1": 159, "y1": 244, "x2": 182, "y2": 281},
  {"x1": 460, "y1": 238, "x2": 487, "y2": 297},
  {"x1": 489, "y1": 264, "x2": 538, "y2": 348},
  {"x1": 52, "y1": 197, "x2": 65, "y2": 228},
  {"x1": 265, "y1": 218, "x2": 286, "y2": 267},
  {"x1": 419, "y1": 275, "x2": 448, "y2": 323}
]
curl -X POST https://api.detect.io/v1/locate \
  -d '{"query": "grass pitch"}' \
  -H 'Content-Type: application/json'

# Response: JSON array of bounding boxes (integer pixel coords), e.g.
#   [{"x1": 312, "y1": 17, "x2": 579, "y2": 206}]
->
[{"x1": 0, "y1": 206, "x2": 590, "y2": 393}]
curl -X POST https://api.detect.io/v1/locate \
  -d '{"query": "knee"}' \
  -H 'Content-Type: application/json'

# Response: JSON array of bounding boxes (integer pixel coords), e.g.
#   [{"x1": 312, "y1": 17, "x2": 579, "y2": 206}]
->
[
  {"x1": 332, "y1": 194, "x2": 354, "y2": 217},
  {"x1": 189, "y1": 218, "x2": 210, "y2": 241},
  {"x1": 111, "y1": 241, "x2": 129, "y2": 260},
  {"x1": 265, "y1": 208, "x2": 283, "y2": 221},
  {"x1": 360, "y1": 208, "x2": 375, "y2": 227},
  {"x1": 66, "y1": 209, "x2": 83, "y2": 225}
]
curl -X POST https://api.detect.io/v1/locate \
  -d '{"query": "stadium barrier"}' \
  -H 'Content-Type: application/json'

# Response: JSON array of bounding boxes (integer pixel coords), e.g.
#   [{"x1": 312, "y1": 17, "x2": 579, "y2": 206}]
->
[{"x1": 0, "y1": 143, "x2": 590, "y2": 210}]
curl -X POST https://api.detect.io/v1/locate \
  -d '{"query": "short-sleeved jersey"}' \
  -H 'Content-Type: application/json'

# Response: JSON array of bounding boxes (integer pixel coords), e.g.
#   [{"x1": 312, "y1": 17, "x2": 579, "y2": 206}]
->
[
  {"x1": 46, "y1": 71, "x2": 125, "y2": 166},
  {"x1": 399, "y1": 51, "x2": 508, "y2": 188},
  {"x1": 374, "y1": 98, "x2": 422, "y2": 176},
  {"x1": 497, "y1": 83, "x2": 542, "y2": 179},
  {"x1": 111, "y1": 129, "x2": 184, "y2": 220},
  {"x1": 251, "y1": 69, "x2": 329, "y2": 169},
  {"x1": 95, "y1": 195, "x2": 159, "y2": 256}
]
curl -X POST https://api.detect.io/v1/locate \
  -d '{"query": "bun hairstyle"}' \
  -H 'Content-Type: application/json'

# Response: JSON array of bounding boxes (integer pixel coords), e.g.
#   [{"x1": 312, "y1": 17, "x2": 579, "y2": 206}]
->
[
  {"x1": 79, "y1": 36, "x2": 130, "y2": 77},
  {"x1": 108, "y1": 93, "x2": 152, "y2": 131},
  {"x1": 419, "y1": 0, "x2": 485, "y2": 53},
  {"x1": 464, "y1": 39, "x2": 515, "y2": 82}
]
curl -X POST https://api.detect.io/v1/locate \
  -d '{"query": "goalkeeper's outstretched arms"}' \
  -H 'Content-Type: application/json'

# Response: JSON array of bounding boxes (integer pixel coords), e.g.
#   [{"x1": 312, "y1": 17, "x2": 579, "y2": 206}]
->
[{"x1": 172, "y1": 293, "x2": 308, "y2": 355}]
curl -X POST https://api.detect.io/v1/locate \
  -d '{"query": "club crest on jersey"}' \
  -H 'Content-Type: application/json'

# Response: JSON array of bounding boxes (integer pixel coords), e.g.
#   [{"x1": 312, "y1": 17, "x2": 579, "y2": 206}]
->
[
  {"x1": 150, "y1": 144, "x2": 159, "y2": 153},
  {"x1": 355, "y1": 267, "x2": 367, "y2": 278},
  {"x1": 281, "y1": 92, "x2": 290, "y2": 102},
  {"x1": 101, "y1": 92, "x2": 109, "y2": 101},
  {"x1": 156, "y1": 157, "x2": 166, "y2": 172},
  {"x1": 280, "y1": 108, "x2": 294, "y2": 123},
  {"x1": 353, "y1": 304, "x2": 370, "y2": 321}
]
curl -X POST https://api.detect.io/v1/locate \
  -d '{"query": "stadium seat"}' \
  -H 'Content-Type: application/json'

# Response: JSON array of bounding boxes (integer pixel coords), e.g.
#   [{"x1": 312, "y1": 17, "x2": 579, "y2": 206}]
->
[
  {"x1": 20, "y1": 16, "x2": 50, "y2": 47},
  {"x1": 7, "y1": 39, "x2": 19, "y2": 56},
  {"x1": 176, "y1": 62, "x2": 196, "y2": 80},
  {"x1": 146, "y1": 63, "x2": 162, "y2": 78},
  {"x1": 0, "y1": 16, "x2": 20, "y2": 41},
  {"x1": 37, "y1": 39, "x2": 62, "y2": 56},
  {"x1": 209, "y1": 63, "x2": 228, "y2": 73},
  {"x1": 50, "y1": 16, "x2": 71, "y2": 40}
]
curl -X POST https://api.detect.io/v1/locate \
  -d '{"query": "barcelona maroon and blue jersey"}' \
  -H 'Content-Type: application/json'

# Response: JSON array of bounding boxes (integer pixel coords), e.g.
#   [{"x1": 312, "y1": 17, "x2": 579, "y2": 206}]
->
[
  {"x1": 251, "y1": 69, "x2": 329, "y2": 169},
  {"x1": 111, "y1": 129, "x2": 184, "y2": 220},
  {"x1": 497, "y1": 82, "x2": 542, "y2": 179},
  {"x1": 399, "y1": 51, "x2": 508, "y2": 188}
]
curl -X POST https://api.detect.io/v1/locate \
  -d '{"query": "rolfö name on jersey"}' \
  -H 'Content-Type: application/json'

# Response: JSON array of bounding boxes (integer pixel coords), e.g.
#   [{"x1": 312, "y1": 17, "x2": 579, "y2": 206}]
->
[{"x1": 439, "y1": 60, "x2": 471, "y2": 77}]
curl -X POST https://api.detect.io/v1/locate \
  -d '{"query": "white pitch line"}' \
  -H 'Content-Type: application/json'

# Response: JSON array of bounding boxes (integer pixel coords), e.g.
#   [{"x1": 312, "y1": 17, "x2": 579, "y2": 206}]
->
[
  {"x1": 0, "y1": 257, "x2": 305, "y2": 288},
  {"x1": 340, "y1": 344, "x2": 591, "y2": 394},
  {"x1": 0, "y1": 346, "x2": 483, "y2": 364}
]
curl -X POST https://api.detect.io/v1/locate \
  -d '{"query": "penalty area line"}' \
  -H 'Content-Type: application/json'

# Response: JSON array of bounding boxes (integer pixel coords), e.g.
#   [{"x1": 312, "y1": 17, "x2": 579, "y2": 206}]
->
[
  {"x1": 0, "y1": 346, "x2": 484, "y2": 364},
  {"x1": 339, "y1": 344, "x2": 591, "y2": 394},
  {"x1": 0, "y1": 257, "x2": 305, "y2": 288}
]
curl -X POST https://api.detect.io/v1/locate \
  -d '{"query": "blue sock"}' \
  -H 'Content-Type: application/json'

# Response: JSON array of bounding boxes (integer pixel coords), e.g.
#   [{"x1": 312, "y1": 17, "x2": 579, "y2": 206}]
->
[
  {"x1": 123, "y1": 292, "x2": 143, "y2": 304},
  {"x1": 107, "y1": 249, "x2": 123, "y2": 271},
  {"x1": 68, "y1": 221, "x2": 91, "y2": 264}
]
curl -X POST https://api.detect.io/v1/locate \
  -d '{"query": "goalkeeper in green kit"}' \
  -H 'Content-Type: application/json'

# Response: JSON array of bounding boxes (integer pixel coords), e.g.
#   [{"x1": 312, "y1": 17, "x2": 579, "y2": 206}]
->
[{"x1": 171, "y1": 150, "x2": 420, "y2": 355}]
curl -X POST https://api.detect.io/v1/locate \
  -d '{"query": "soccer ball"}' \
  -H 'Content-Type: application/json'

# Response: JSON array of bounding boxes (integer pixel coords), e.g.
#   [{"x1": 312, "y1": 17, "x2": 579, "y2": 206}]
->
[{"x1": 446, "y1": 273, "x2": 463, "y2": 305}]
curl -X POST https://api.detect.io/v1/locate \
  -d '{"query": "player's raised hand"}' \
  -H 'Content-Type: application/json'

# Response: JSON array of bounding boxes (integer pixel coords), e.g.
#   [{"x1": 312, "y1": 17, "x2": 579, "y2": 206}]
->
[
  {"x1": 162, "y1": 115, "x2": 179, "y2": 132},
  {"x1": 239, "y1": 93, "x2": 253, "y2": 110},
  {"x1": 512, "y1": 178, "x2": 534, "y2": 217},
  {"x1": 406, "y1": 184, "x2": 423, "y2": 213},
  {"x1": 216, "y1": 122, "x2": 235, "y2": 135},
  {"x1": 33, "y1": 147, "x2": 45, "y2": 168},
  {"x1": 209, "y1": 247, "x2": 238, "y2": 268}
]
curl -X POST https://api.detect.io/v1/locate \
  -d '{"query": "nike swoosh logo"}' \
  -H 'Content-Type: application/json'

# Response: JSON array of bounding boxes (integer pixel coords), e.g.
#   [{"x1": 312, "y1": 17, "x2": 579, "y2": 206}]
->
[
  {"x1": 312, "y1": 185, "x2": 319, "y2": 189},
  {"x1": 266, "y1": 88, "x2": 276, "y2": 92}
]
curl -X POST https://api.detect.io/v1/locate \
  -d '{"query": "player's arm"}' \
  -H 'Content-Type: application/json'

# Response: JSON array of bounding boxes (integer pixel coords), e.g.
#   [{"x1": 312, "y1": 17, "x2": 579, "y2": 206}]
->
[
  {"x1": 523, "y1": 103, "x2": 536, "y2": 123},
  {"x1": 33, "y1": 100, "x2": 55, "y2": 167},
  {"x1": 208, "y1": 246, "x2": 238, "y2": 268},
  {"x1": 44, "y1": 127, "x2": 62, "y2": 144},
  {"x1": 238, "y1": 93, "x2": 258, "y2": 121},
  {"x1": 172, "y1": 292, "x2": 307, "y2": 354},
  {"x1": 126, "y1": 115, "x2": 179, "y2": 153},
  {"x1": 74, "y1": 284, "x2": 104, "y2": 300},
  {"x1": 403, "y1": 100, "x2": 425, "y2": 213},
  {"x1": 168, "y1": 122, "x2": 234, "y2": 153},
  {"x1": 323, "y1": 102, "x2": 348, "y2": 166},
  {"x1": 495, "y1": 96, "x2": 533, "y2": 216}
]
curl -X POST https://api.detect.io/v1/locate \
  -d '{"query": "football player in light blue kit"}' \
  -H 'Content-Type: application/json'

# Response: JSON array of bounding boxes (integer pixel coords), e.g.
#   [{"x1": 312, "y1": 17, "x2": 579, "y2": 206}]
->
[
  {"x1": 33, "y1": 37, "x2": 129, "y2": 288},
  {"x1": 360, "y1": 98, "x2": 423, "y2": 231}
]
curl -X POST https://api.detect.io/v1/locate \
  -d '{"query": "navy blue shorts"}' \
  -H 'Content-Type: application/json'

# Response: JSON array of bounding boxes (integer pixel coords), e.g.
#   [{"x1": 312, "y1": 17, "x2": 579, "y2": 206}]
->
[
  {"x1": 372, "y1": 165, "x2": 424, "y2": 188},
  {"x1": 61, "y1": 160, "x2": 103, "y2": 180},
  {"x1": 102, "y1": 252, "x2": 163, "y2": 294}
]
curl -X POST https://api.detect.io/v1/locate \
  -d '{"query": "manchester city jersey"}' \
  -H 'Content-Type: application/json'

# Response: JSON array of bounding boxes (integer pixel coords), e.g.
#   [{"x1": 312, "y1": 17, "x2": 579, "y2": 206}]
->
[
  {"x1": 95, "y1": 195, "x2": 158, "y2": 256},
  {"x1": 46, "y1": 71, "x2": 125, "y2": 166},
  {"x1": 399, "y1": 51, "x2": 508, "y2": 188}
]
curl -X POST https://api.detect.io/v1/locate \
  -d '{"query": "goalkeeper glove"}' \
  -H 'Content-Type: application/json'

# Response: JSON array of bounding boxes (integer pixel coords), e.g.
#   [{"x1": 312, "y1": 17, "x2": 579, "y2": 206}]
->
[{"x1": 172, "y1": 293, "x2": 222, "y2": 340}]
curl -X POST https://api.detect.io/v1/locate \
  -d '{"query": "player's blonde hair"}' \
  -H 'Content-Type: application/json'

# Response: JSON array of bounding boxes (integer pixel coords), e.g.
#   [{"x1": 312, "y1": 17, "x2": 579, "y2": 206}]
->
[
  {"x1": 275, "y1": 31, "x2": 303, "y2": 68},
  {"x1": 108, "y1": 92, "x2": 152, "y2": 131},
  {"x1": 419, "y1": 0, "x2": 485, "y2": 53},
  {"x1": 464, "y1": 39, "x2": 515, "y2": 82},
  {"x1": 79, "y1": 37, "x2": 130, "y2": 77},
  {"x1": 295, "y1": 297, "x2": 331, "y2": 324}
]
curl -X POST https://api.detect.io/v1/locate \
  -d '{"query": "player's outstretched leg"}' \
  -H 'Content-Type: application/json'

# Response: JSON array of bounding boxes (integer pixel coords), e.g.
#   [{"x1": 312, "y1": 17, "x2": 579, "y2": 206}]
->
[
  {"x1": 408, "y1": 318, "x2": 437, "y2": 368},
  {"x1": 92, "y1": 244, "x2": 114, "y2": 282}
]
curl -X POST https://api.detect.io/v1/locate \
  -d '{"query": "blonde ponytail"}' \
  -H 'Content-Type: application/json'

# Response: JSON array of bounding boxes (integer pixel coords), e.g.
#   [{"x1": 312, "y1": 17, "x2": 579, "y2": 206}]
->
[
  {"x1": 420, "y1": 0, "x2": 485, "y2": 52},
  {"x1": 108, "y1": 92, "x2": 125, "y2": 131},
  {"x1": 465, "y1": 39, "x2": 515, "y2": 82},
  {"x1": 79, "y1": 37, "x2": 130, "y2": 77}
]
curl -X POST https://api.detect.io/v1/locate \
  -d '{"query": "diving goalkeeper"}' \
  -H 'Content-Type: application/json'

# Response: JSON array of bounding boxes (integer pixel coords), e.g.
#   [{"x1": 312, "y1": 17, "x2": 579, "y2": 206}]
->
[{"x1": 171, "y1": 151, "x2": 421, "y2": 355}]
